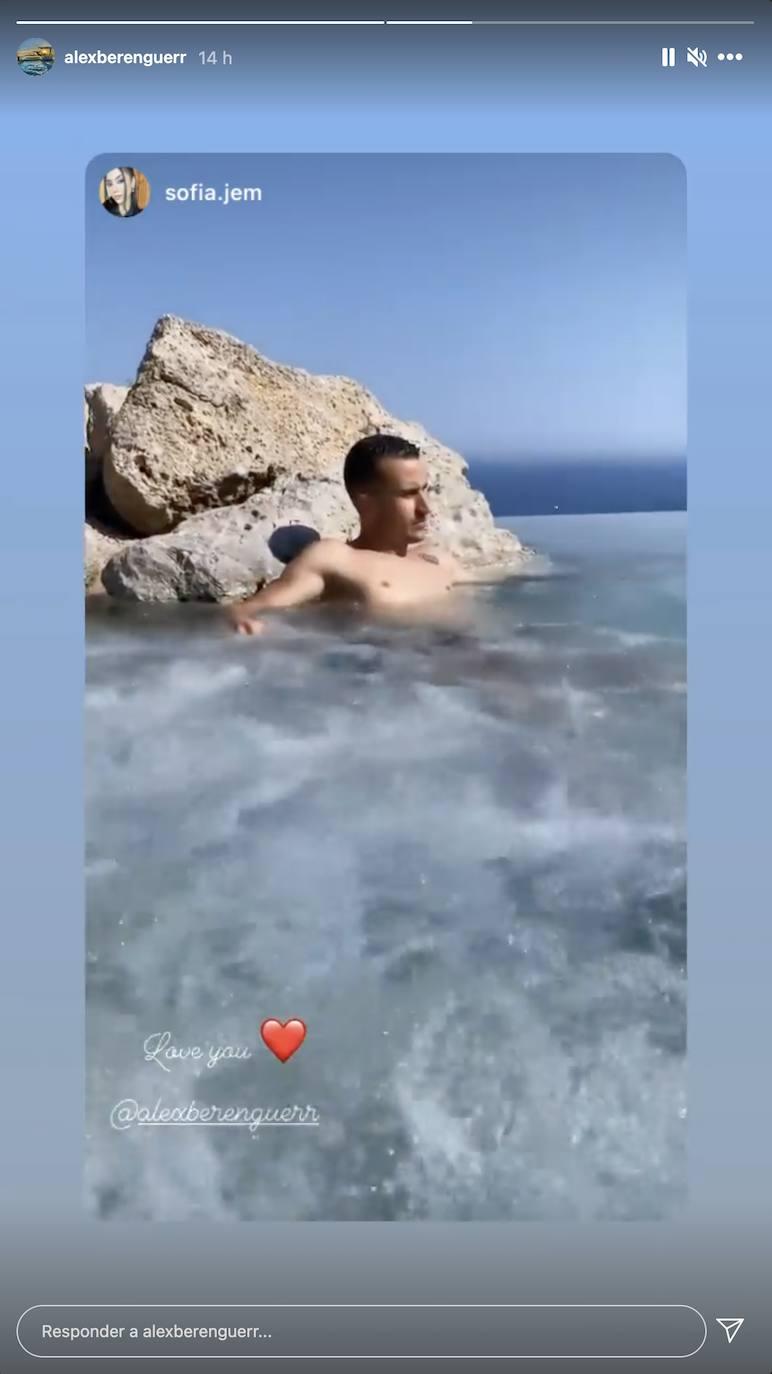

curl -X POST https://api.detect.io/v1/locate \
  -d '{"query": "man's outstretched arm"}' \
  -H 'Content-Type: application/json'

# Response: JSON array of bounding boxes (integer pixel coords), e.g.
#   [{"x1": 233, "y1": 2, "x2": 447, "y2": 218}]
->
[{"x1": 226, "y1": 542, "x2": 329, "y2": 635}]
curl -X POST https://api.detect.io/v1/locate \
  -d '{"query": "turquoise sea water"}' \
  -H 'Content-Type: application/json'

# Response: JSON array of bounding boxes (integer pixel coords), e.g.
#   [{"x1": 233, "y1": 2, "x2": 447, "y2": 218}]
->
[{"x1": 86, "y1": 512, "x2": 686, "y2": 1220}]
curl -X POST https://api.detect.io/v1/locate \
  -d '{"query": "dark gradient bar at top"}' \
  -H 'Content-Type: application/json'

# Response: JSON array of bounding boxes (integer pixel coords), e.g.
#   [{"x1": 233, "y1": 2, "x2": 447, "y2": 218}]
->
[{"x1": 8, "y1": 0, "x2": 768, "y2": 108}]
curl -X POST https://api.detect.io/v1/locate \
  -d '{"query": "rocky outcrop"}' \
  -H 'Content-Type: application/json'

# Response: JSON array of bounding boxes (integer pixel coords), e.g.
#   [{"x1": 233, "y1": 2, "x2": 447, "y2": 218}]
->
[
  {"x1": 101, "y1": 477, "x2": 355, "y2": 603},
  {"x1": 85, "y1": 521, "x2": 125, "y2": 592},
  {"x1": 85, "y1": 383, "x2": 129, "y2": 489},
  {"x1": 91, "y1": 314, "x2": 527, "y2": 601}
]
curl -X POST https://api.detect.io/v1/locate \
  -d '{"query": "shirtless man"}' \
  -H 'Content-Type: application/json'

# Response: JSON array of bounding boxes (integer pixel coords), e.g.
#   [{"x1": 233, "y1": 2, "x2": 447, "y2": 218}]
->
[{"x1": 227, "y1": 434, "x2": 469, "y2": 635}]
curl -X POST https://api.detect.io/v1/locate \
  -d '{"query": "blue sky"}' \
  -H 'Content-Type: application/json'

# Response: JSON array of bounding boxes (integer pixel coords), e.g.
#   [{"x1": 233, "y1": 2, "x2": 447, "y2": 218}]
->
[{"x1": 86, "y1": 154, "x2": 685, "y2": 461}]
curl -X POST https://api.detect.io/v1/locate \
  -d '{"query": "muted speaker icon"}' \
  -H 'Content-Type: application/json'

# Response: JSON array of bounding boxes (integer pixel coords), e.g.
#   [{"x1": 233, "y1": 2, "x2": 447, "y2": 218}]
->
[{"x1": 687, "y1": 47, "x2": 708, "y2": 67}]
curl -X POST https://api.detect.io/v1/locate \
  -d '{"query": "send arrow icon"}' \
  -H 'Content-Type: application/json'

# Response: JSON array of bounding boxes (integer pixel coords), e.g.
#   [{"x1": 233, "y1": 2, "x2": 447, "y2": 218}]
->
[{"x1": 716, "y1": 1317, "x2": 744, "y2": 1344}]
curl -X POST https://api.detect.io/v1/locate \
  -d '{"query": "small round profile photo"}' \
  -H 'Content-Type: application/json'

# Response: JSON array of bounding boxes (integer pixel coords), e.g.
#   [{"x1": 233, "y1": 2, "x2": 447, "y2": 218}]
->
[
  {"x1": 17, "y1": 36, "x2": 55, "y2": 76},
  {"x1": 99, "y1": 167, "x2": 151, "y2": 219}
]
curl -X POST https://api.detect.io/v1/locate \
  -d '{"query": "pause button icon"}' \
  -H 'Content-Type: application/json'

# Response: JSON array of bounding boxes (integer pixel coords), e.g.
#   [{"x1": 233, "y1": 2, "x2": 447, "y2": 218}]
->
[{"x1": 662, "y1": 46, "x2": 676, "y2": 67}]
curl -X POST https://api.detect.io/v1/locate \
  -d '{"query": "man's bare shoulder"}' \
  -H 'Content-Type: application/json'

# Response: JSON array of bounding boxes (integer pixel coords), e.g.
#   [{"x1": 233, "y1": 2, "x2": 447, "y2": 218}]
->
[{"x1": 292, "y1": 537, "x2": 356, "y2": 574}]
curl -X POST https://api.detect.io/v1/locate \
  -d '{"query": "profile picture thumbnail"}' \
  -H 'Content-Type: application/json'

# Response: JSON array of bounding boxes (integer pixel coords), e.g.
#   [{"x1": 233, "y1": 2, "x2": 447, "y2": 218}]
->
[
  {"x1": 17, "y1": 36, "x2": 55, "y2": 76},
  {"x1": 99, "y1": 167, "x2": 151, "y2": 219}
]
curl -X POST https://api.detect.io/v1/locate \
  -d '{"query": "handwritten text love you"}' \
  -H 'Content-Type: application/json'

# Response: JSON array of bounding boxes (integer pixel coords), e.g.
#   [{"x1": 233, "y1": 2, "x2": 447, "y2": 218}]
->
[{"x1": 143, "y1": 1030, "x2": 252, "y2": 1073}]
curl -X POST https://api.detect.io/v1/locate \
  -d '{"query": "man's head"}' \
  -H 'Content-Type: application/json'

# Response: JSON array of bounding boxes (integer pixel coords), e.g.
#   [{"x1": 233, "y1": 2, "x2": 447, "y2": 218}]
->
[{"x1": 343, "y1": 434, "x2": 430, "y2": 550}]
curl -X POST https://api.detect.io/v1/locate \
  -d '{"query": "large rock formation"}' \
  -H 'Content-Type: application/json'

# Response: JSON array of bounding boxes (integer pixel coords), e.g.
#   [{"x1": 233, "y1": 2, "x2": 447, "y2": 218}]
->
[{"x1": 93, "y1": 314, "x2": 527, "y2": 601}]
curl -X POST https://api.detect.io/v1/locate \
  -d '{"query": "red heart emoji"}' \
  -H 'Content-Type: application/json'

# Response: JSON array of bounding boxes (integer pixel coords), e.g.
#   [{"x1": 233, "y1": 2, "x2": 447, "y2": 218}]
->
[{"x1": 260, "y1": 1018, "x2": 307, "y2": 1063}]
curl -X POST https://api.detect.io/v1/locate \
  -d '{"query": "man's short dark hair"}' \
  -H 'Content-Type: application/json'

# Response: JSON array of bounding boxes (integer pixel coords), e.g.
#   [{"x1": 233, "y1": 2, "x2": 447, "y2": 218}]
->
[{"x1": 343, "y1": 434, "x2": 421, "y2": 495}]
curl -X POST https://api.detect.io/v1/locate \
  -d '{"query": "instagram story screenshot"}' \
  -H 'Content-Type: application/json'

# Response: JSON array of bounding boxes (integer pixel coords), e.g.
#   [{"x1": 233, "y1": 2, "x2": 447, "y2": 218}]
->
[{"x1": 2, "y1": 0, "x2": 770, "y2": 1368}]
